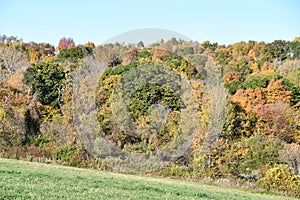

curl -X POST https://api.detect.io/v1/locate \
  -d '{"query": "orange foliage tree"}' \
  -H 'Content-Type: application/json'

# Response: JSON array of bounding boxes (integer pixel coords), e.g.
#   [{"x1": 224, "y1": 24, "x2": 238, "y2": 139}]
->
[
  {"x1": 231, "y1": 79, "x2": 292, "y2": 112},
  {"x1": 85, "y1": 41, "x2": 95, "y2": 49}
]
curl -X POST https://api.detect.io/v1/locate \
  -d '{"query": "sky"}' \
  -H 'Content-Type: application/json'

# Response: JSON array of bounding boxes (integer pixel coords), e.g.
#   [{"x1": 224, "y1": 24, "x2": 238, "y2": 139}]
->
[{"x1": 0, "y1": 0, "x2": 299, "y2": 46}]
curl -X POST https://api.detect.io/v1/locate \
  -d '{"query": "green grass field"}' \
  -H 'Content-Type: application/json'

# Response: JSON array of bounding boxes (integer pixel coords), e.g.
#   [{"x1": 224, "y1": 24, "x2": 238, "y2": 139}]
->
[{"x1": 0, "y1": 158, "x2": 297, "y2": 200}]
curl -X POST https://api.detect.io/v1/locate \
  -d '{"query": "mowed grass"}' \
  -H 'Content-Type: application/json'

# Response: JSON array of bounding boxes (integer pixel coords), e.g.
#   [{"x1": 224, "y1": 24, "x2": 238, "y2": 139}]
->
[{"x1": 0, "y1": 159, "x2": 297, "y2": 200}]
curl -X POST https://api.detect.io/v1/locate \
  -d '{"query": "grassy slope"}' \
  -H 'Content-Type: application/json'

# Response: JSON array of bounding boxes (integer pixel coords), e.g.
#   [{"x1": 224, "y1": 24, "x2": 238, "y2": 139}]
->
[{"x1": 0, "y1": 159, "x2": 296, "y2": 200}]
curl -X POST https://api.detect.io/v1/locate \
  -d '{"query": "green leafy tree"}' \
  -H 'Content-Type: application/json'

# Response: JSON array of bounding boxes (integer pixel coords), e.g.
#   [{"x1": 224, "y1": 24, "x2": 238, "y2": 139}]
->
[
  {"x1": 225, "y1": 135, "x2": 283, "y2": 175},
  {"x1": 137, "y1": 50, "x2": 152, "y2": 59},
  {"x1": 224, "y1": 80, "x2": 242, "y2": 95},
  {"x1": 163, "y1": 53, "x2": 183, "y2": 69},
  {"x1": 180, "y1": 47, "x2": 194, "y2": 56},
  {"x1": 261, "y1": 40, "x2": 288, "y2": 62},
  {"x1": 288, "y1": 41, "x2": 300, "y2": 59},
  {"x1": 242, "y1": 74, "x2": 282, "y2": 90},
  {"x1": 24, "y1": 62, "x2": 65, "y2": 108},
  {"x1": 57, "y1": 46, "x2": 93, "y2": 61},
  {"x1": 129, "y1": 83, "x2": 182, "y2": 121}
]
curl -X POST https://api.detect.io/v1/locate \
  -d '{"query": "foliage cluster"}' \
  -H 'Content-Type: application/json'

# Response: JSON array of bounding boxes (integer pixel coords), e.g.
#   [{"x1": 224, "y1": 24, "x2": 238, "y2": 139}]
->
[{"x1": 1, "y1": 34, "x2": 300, "y2": 197}]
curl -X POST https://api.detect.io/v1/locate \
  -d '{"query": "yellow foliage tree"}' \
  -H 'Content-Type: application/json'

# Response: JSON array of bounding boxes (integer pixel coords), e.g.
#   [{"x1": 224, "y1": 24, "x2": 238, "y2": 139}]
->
[
  {"x1": 250, "y1": 63, "x2": 259, "y2": 74},
  {"x1": 265, "y1": 79, "x2": 292, "y2": 104},
  {"x1": 293, "y1": 37, "x2": 300, "y2": 42},
  {"x1": 248, "y1": 49, "x2": 256, "y2": 60}
]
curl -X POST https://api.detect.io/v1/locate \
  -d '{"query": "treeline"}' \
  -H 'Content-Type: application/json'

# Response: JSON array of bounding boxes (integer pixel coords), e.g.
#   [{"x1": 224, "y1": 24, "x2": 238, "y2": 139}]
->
[{"x1": 0, "y1": 35, "x2": 300, "y2": 197}]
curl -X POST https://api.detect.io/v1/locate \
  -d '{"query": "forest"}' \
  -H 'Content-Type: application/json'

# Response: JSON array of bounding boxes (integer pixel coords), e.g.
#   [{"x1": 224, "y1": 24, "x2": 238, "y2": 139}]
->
[{"x1": 0, "y1": 35, "x2": 300, "y2": 197}]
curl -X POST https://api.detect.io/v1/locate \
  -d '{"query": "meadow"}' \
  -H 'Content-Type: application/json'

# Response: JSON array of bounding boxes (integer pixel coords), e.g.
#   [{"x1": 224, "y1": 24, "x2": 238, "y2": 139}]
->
[{"x1": 0, "y1": 158, "x2": 297, "y2": 200}]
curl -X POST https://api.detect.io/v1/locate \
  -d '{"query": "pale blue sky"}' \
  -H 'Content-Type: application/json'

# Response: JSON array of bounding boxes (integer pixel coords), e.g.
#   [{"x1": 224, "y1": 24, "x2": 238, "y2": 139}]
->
[{"x1": 0, "y1": 0, "x2": 299, "y2": 46}]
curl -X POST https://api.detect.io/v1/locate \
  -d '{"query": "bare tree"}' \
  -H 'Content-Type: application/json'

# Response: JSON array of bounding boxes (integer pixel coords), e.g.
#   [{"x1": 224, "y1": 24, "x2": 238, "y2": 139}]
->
[
  {"x1": 94, "y1": 45, "x2": 117, "y2": 66},
  {"x1": 0, "y1": 35, "x2": 20, "y2": 44},
  {"x1": 0, "y1": 48, "x2": 29, "y2": 80},
  {"x1": 280, "y1": 143, "x2": 300, "y2": 175},
  {"x1": 202, "y1": 58, "x2": 227, "y2": 165}
]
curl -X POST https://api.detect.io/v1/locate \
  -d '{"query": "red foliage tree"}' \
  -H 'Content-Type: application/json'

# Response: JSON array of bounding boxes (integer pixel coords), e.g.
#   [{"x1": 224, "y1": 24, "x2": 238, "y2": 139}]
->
[{"x1": 57, "y1": 37, "x2": 75, "y2": 51}]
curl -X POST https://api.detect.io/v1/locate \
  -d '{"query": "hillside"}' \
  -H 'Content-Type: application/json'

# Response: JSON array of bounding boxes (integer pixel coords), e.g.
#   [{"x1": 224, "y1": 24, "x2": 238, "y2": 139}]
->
[{"x1": 0, "y1": 35, "x2": 300, "y2": 197}]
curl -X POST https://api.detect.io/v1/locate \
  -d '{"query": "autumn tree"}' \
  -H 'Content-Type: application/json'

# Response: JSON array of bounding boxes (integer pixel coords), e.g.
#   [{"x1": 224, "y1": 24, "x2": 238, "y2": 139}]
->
[
  {"x1": 57, "y1": 37, "x2": 75, "y2": 51},
  {"x1": 152, "y1": 47, "x2": 170, "y2": 61},
  {"x1": 85, "y1": 41, "x2": 95, "y2": 49},
  {"x1": 0, "y1": 105, "x2": 25, "y2": 147},
  {"x1": 215, "y1": 46, "x2": 232, "y2": 65},
  {"x1": 254, "y1": 102, "x2": 297, "y2": 143},
  {"x1": 201, "y1": 40, "x2": 218, "y2": 51}
]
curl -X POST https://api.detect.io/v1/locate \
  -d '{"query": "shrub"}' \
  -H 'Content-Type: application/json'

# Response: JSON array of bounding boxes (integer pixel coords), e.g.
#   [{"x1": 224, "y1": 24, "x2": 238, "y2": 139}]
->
[
  {"x1": 224, "y1": 135, "x2": 283, "y2": 177},
  {"x1": 159, "y1": 164, "x2": 192, "y2": 178},
  {"x1": 261, "y1": 164, "x2": 300, "y2": 197},
  {"x1": 53, "y1": 144, "x2": 86, "y2": 166}
]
